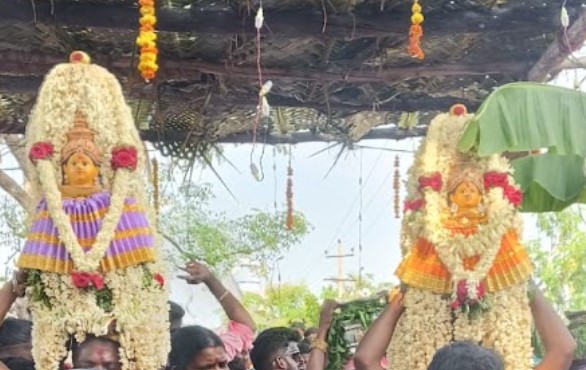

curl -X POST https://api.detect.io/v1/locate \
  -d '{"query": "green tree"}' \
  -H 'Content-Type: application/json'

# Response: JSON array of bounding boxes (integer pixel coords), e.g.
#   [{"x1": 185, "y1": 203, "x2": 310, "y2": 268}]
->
[
  {"x1": 242, "y1": 274, "x2": 392, "y2": 330},
  {"x1": 527, "y1": 205, "x2": 586, "y2": 312},
  {"x1": 242, "y1": 283, "x2": 321, "y2": 329},
  {"x1": 320, "y1": 273, "x2": 390, "y2": 302},
  {"x1": 159, "y1": 175, "x2": 311, "y2": 274}
]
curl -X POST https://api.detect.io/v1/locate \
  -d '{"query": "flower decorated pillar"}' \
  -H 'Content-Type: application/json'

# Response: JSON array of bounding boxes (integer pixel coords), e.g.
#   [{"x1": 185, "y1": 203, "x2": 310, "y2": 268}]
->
[{"x1": 16, "y1": 51, "x2": 169, "y2": 370}]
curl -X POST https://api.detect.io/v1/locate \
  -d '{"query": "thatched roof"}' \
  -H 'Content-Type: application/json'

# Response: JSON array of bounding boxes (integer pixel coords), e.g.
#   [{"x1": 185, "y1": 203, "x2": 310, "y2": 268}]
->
[{"x1": 0, "y1": 0, "x2": 584, "y2": 158}]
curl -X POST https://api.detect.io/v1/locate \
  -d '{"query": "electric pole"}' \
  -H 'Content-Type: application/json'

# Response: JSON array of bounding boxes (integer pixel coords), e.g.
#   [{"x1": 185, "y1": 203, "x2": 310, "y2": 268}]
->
[{"x1": 324, "y1": 239, "x2": 355, "y2": 298}]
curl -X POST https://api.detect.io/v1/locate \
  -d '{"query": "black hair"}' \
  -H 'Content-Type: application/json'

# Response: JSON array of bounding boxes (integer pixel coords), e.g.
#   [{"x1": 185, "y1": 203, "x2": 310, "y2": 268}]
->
[
  {"x1": 303, "y1": 328, "x2": 318, "y2": 339},
  {"x1": 250, "y1": 328, "x2": 299, "y2": 370},
  {"x1": 570, "y1": 359, "x2": 586, "y2": 370},
  {"x1": 2, "y1": 358, "x2": 35, "y2": 370},
  {"x1": 169, "y1": 325, "x2": 225, "y2": 370},
  {"x1": 169, "y1": 301, "x2": 186, "y2": 323},
  {"x1": 290, "y1": 322, "x2": 305, "y2": 331},
  {"x1": 427, "y1": 342, "x2": 503, "y2": 370},
  {"x1": 228, "y1": 357, "x2": 246, "y2": 370},
  {"x1": 298, "y1": 340, "x2": 311, "y2": 355},
  {"x1": 0, "y1": 319, "x2": 32, "y2": 347},
  {"x1": 71, "y1": 335, "x2": 120, "y2": 365}
]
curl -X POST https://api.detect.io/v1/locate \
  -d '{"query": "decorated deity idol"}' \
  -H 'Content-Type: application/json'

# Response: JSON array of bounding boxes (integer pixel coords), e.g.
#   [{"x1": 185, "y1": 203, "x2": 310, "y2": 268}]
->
[
  {"x1": 389, "y1": 105, "x2": 534, "y2": 370},
  {"x1": 16, "y1": 52, "x2": 169, "y2": 370}
]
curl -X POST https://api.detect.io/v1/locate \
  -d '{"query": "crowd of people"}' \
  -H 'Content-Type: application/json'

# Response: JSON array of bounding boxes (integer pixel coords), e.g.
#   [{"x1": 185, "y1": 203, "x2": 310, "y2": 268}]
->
[{"x1": 0, "y1": 260, "x2": 580, "y2": 370}]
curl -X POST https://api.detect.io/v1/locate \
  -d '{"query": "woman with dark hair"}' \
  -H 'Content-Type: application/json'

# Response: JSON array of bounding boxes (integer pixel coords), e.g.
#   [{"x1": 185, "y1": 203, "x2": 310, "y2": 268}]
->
[
  {"x1": 167, "y1": 261, "x2": 257, "y2": 370},
  {"x1": 169, "y1": 326, "x2": 227, "y2": 370},
  {"x1": 0, "y1": 318, "x2": 33, "y2": 370}
]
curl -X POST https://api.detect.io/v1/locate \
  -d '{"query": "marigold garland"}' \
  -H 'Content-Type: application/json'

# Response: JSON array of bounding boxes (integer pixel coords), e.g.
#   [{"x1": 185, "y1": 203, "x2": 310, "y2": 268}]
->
[
  {"x1": 408, "y1": 0, "x2": 425, "y2": 59},
  {"x1": 136, "y1": 0, "x2": 158, "y2": 81},
  {"x1": 286, "y1": 165, "x2": 294, "y2": 230}
]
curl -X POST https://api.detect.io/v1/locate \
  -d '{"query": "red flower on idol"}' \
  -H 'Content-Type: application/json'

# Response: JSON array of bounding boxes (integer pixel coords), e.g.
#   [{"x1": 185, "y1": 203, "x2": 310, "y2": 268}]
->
[
  {"x1": 404, "y1": 198, "x2": 425, "y2": 212},
  {"x1": 71, "y1": 272, "x2": 106, "y2": 291},
  {"x1": 91, "y1": 274, "x2": 105, "y2": 291},
  {"x1": 153, "y1": 273, "x2": 165, "y2": 287},
  {"x1": 483, "y1": 171, "x2": 509, "y2": 190},
  {"x1": 504, "y1": 185, "x2": 523, "y2": 208},
  {"x1": 29, "y1": 142, "x2": 54, "y2": 163},
  {"x1": 111, "y1": 146, "x2": 138, "y2": 171},
  {"x1": 418, "y1": 172, "x2": 442, "y2": 192},
  {"x1": 71, "y1": 272, "x2": 92, "y2": 289}
]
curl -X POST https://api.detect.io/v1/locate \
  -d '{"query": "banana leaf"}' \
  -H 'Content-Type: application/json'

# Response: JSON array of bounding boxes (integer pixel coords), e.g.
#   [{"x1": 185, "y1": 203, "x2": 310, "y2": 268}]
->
[
  {"x1": 512, "y1": 154, "x2": 586, "y2": 212},
  {"x1": 457, "y1": 82, "x2": 586, "y2": 212}
]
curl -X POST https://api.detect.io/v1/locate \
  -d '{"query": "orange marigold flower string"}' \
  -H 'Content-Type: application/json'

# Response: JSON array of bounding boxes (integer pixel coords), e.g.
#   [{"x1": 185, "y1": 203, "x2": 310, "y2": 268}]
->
[
  {"x1": 408, "y1": 0, "x2": 425, "y2": 60},
  {"x1": 137, "y1": 0, "x2": 159, "y2": 81}
]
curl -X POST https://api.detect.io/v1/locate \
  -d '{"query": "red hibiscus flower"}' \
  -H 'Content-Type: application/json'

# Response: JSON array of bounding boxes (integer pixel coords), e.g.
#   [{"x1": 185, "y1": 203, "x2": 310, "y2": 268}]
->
[
  {"x1": 90, "y1": 274, "x2": 105, "y2": 291},
  {"x1": 483, "y1": 171, "x2": 509, "y2": 190},
  {"x1": 418, "y1": 172, "x2": 443, "y2": 192},
  {"x1": 29, "y1": 142, "x2": 54, "y2": 163},
  {"x1": 71, "y1": 272, "x2": 92, "y2": 289},
  {"x1": 111, "y1": 146, "x2": 138, "y2": 171},
  {"x1": 153, "y1": 273, "x2": 165, "y2": 287},
  {"x1": 455, "y1": 280, "x2": 468, "y2": 302},
  {"x1": 403, "y1": 198, "x2": 425, "y2": 212},
  {"x1": 450, "y1": 300, "x2": 462, "y2": 310},
  {"x1": 504, "y1": 185, "x2": 523, "y2": 207}
]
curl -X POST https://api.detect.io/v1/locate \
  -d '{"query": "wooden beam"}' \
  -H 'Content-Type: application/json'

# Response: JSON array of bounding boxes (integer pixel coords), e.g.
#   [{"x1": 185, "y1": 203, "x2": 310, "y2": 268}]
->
[
  {"x1": 0, "y1": 74, "x2": 480, "y2": 113},
  {"x1": 145, "y1": 126, "x2": 427, "y2": 144},
  {"x1": 180, "y1": 60, "x2": 530, "y2": 83},
  {"x1": 0, "y1": 75, "x2": 42, "y2": 94},
  {"x1": 528, "y1": 8, "x2": 586, "y2": 81},
  {"x1": 205, "y1": 94, "x2": 480, "y2": 113},
  {"x1": 0, "y1": 51, "x2": 530, "y2": 87},
  {"x1": 0, "y1": 0, "x2": 565, "y2": 39},
  {"x1": 0, "y1": 123, "x2": 425, "y2": 144}
]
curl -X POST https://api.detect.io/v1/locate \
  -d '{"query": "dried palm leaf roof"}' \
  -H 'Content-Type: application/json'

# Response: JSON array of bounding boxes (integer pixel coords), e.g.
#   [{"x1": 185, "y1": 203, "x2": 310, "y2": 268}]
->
[{"x1": 0, "y1": 0, "x2": 584, "y2": 159}]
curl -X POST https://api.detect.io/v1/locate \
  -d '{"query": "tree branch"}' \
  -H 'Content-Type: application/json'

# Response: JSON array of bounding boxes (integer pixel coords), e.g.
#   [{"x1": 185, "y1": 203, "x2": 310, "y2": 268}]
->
[
  {"x1": 4, "y1": 135, "x2": 30, "y2": 182},
  {"x1": 528, "y1": 8, "x2": 586, "y2": 81},
  {"x1": 0, "y1": 169, "x2": 30, "y2": 209}
]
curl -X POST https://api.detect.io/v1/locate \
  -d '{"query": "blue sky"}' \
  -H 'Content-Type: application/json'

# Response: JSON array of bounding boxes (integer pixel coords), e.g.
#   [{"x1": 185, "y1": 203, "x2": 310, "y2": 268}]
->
[{"x1": 196, "y1": 139, "x2": 419, "y2": 294}]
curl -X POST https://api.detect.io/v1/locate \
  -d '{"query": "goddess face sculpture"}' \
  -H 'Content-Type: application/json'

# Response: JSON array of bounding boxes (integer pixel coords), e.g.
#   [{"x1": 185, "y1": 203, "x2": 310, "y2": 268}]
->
[
  {"x1": 450, "y1": 181, "x2": 482, "y2": 211},
  {"x1": 62, "y1": 152, "x2": 99, "y2": 188}
]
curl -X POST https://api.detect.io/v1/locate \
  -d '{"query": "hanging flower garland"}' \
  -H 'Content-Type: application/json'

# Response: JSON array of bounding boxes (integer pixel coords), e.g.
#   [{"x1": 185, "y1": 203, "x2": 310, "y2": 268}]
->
[
  {"x1": 286, "y1": 155, "x2": 294, "y2": 230},
  {"x1": 152, "y1": 158, "x2": 160, "y2": 221},
  {"x1": 408, "y1": 0, "x2": 425, "y2": 59},
  {"x1": 393, "y1": 155, "x2": 401, "y2": 218},
  {"x1": 136, "y1": 0, "x2": 158, "y2": 81}
]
